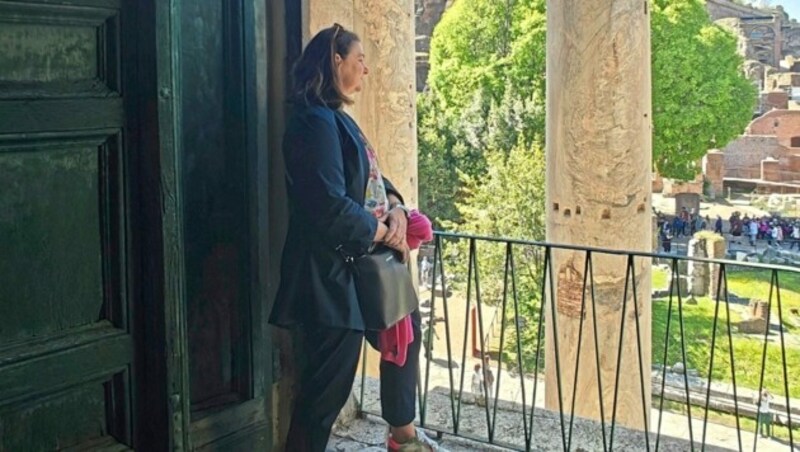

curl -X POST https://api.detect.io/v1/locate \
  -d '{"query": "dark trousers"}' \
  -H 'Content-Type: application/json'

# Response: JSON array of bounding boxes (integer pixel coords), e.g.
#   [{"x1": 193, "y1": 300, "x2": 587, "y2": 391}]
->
[
  {"x1": 285, "y1": 311, "x2": 421, "y2": 452},
  {"x1": 757, "y1": 412, "x2": 772, "y2": 437}
]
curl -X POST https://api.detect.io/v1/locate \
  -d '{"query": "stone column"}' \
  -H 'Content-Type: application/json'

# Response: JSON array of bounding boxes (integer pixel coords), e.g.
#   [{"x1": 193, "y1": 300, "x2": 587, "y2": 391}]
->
[
  {"x1": 703, "y1": 150, "x2": 724, "y2": 199},
  {"x1": 545, "y1": 0, "x2": 652, "y2": 430},
  {"x1": 707, "y1": 236, "x2": 727, "y2": 298},
  {"x1": 687, "y1": 238, "x2": 709, "y2": 297},
  {"x1": 352, "y1": 1, "x2": 418, "y2": 207}
]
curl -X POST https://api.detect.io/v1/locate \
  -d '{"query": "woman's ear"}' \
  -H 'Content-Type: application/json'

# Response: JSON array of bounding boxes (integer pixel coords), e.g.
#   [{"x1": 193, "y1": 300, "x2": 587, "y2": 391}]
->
[{"x1": 334, "y1": 53, "x2": 343, "y2": 66}]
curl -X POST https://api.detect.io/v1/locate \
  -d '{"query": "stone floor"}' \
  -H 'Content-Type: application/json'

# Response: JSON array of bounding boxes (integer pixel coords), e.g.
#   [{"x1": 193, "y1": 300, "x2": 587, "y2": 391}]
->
[
  {"x1": 330, "y1": 417, "x2": 509, "y2": 451},
  {"x1": 338, "y1": 376, "x2": 798, "y2": 451},
  {"x1": 331, "y1": 410, "x2": 794, "y2": 451}
]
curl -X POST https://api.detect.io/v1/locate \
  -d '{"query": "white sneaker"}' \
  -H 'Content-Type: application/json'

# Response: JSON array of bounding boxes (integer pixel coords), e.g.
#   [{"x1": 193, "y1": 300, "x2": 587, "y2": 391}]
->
[
  {"x1": 415, "y1": 428, "x2": 449, "y2": 452},
  {"x1": 386, "y1": 427, "x2": 449, "y2": 452}
]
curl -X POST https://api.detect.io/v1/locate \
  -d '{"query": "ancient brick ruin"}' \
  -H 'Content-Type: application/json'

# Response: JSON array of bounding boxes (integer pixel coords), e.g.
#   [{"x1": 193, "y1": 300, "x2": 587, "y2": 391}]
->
[{"x1": 700, "y1": 1, "x2": 800, "y2": 196}]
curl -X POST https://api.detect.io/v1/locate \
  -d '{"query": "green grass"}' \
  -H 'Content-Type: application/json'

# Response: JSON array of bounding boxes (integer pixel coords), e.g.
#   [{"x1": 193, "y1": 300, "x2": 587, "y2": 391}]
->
[
  {"x1": 727, "y1": 269, "x2": 800, "y2": 315},
  {"x1": 653, "y1": 267, "x2": 669, "y2": 290},
  {"x1": 652, "y1": 296, "x2": 800, "y2": 398},
  {"x1": 502, "y1": 265, "x2": 800, "y2": 397}
]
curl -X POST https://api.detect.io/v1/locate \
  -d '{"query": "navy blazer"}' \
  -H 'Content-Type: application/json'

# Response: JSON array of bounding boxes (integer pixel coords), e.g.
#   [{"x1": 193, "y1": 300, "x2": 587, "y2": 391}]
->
[{"x1": 269, "y1": 104, "x2": 404, "y2": 330}]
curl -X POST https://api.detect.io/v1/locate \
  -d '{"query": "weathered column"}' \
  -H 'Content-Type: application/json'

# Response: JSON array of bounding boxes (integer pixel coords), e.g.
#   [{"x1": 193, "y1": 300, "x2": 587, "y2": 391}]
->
[
  {"x1": 353, "y1": 1, "x2": 418, "y2": 206},
  {"x1": 545, "y1": 0, "x2": 652, "y2": 431}
]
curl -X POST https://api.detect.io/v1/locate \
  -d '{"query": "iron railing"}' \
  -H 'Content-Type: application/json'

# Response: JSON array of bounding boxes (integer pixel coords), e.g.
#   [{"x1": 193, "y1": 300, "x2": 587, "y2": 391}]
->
[{"x1": 355, "y1": 231, "x2": 800, "y2": 451}]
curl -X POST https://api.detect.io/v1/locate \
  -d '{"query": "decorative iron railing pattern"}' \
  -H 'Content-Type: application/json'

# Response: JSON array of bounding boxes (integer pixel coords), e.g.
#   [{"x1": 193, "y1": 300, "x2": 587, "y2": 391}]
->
[{"x1": 356, "y1": 232, "x2": 800, "y2": 451}]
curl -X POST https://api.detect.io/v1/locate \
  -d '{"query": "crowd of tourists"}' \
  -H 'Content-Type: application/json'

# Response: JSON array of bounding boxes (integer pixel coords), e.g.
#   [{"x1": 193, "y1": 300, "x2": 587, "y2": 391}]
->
[
  {"x1": 658, "y1": 207, "x2": 800, "y2": 253},
  {"x1": 723, "y1": 211, "x2": 800, "y2": 249}
]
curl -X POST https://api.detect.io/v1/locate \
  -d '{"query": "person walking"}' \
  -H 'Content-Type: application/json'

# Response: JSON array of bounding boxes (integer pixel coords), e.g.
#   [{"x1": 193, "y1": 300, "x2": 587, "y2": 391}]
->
[
  {"x1": 714, "y1": 215, "x2": 723, "y2": 235},
  {"x1": 749, "y1": 220, "x2": 758, "y2": 247},
  {"x1": 269, "y1": 24, "x2": 444, "y2": 451},
  {"x1": 471, "y1": 363, "x2": 485, "y2": 406},
  {"x1": 483, "y1": 355, "x2": 495, "y2": 406},
  {"x1": 420, "y1": 255, "x2": 432, "y2": 288},
  {"x1": 661, "y1": 222, "x2": 673, "y2": 253},
  {"x1": 421, "y1": 322, "x2": 439, "y2": 360},
  {"x1": 770, "y1": 223, "x2": 780, "y2": 247},
  {"x1": 756, "y1": 389, "x2": 773, "y2": 438}
]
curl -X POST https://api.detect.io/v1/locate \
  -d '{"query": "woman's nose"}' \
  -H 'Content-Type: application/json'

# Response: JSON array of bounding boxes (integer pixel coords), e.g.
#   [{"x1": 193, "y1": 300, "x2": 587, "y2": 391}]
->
[{"x1": 364, "y1": 66, "x2": 370, "y2": 75}]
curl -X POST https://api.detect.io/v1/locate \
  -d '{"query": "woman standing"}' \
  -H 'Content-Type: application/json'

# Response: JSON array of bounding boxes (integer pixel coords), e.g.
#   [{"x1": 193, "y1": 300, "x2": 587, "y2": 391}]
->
[
  {"x1": 269, "y1": 24, "x2": 443, "y2": 452},
  {"x1": 756, "y1": 389, "x2": 773, "y2": 438}
]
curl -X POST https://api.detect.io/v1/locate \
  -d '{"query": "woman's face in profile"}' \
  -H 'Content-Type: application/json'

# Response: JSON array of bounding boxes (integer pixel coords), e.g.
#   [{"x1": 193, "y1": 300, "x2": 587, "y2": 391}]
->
[{"x1": 336, "y1": 41, "x2": 369, "y2": 96}]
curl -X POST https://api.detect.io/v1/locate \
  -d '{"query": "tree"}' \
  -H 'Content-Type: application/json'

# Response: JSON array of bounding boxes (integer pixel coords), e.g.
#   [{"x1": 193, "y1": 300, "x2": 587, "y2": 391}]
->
[
  {"x1": 651, "y1": 0, "x2": 757, "y2": 180},
  {"x1": 419, "y1": 0, "x2": 546, "y2": 226},
  {"x1": 418, "y1": 0, "x2": 757, "y2": 228},
  {"x1": 427, "y1": 0, "x2": 546, "y2": 115},
  {"x1": 419, "y1": 0, "x2": 759, "y2": 376},
  {"x1": 455, "y1": 141, "x2": 546, "y2": 241},
  {"x1": 450, "y1": 140, "x2": 547, "y2": 371}
]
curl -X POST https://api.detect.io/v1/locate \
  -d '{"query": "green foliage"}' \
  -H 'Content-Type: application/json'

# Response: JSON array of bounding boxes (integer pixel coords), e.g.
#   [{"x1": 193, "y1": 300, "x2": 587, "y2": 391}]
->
[
  {"x1": 419, "y1": 0, "x2": 757, "y2": 227},
  {"x1": 427, "y1": 0, "x2": 546, "y2": 114},
  {"x1": 651, "y1": 0, "x2": 757, "y2": 180},
  {"x1": 419, "y1": 0, "x2": 759, "y2": 373},
  {"x1": 444, "y1": 141, "x2": 546, "y2": 303},
  {"x1": 453, "y1": 142, "x2": 546, "y2": 239},
  {"x1": 418, "y1": 0, "x2": 546, "y2": 227},
  {"x1": 440, "y1": 142, "x2": 547, "y2": 370}
]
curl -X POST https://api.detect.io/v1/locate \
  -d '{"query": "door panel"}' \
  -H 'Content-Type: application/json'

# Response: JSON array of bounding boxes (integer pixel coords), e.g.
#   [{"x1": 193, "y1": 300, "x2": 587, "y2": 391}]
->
[
  {"x1": 181, "y1": 0, "x2": 252, "y2": 414},
  {"x1": 178, "y1": 0, "x2": 271, "y2": 448},
  {"x1": 0, "y1": 0, "x2": 132, "y2": 450}
]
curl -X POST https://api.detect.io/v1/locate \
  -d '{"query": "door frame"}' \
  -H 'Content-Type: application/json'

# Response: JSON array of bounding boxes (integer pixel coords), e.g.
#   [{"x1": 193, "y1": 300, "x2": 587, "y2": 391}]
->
[{"x1": 124, "y1": 0, "x2": 191, "y2": 448}]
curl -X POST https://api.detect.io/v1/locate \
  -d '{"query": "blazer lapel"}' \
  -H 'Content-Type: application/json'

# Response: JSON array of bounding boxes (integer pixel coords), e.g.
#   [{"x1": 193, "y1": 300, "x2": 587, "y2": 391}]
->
[{"x1": 333, "y1": 110, "x2": 370, "y2": 200}]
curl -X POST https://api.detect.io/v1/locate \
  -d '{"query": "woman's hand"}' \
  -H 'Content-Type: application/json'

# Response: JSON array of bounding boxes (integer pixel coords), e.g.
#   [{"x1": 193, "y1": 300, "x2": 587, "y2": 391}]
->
[
  {"x1": 385, "y1": 239, "x2": 410, "y2": 264},
  {"x1": 383, "y1": 207, "x2": 408, "y2": 250}
]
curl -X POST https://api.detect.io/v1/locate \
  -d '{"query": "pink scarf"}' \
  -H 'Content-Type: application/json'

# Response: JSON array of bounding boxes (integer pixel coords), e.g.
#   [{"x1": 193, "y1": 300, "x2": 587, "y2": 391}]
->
[{"x1": 378, "y1": 210, "x2": 433, "y2": 366}]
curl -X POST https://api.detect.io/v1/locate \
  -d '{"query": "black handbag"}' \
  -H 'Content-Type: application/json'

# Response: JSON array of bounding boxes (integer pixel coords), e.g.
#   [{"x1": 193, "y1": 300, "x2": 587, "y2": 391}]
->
[{"x1": 345, "y1": 244, "x2": 419, "y2": 330}]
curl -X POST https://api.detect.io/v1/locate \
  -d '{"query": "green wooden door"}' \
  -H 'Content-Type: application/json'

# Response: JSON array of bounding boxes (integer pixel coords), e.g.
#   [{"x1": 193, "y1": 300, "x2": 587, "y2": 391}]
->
[
  {"x1": 0, "y1": 0, "x2": 136, "y2": 450},
  {"x1": 174, "y1": 0, "x2": 272, "y2": 449}
]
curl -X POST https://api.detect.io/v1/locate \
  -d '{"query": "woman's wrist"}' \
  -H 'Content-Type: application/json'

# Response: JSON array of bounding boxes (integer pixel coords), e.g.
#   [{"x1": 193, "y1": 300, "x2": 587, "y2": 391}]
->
[{"x1": 389, "y1": 202, "x2": 410, "y2": 217}]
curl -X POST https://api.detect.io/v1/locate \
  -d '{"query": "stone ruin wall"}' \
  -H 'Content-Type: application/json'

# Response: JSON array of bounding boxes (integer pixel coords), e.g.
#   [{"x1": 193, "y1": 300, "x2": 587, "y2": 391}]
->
[
  {"x1": 706, "y1": 0, "x2": 765, "y2": 22},
  {"x1": 723, "y1": 136, "x2": 790, "y2": 171},
  {"x1": 747, "y1": 109, "x2": 800, "y2": 148}
]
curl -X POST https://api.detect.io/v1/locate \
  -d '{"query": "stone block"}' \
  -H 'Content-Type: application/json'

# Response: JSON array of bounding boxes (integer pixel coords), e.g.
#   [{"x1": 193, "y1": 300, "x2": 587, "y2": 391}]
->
[
  {"x1": 687, "y1": 238, "x2": 709, "y2": 297},
  {"x1": 749, "y1": 299, "x2": 770, "y2": 320},
  {"x1": 667, "y1": 276, "x2": 690, "y2": 298},
  {"x1": 703, "y1": 150, "x2": 724, "y2": 198},
  {"x1": 738, "y1": 318, "x2": 768, "y2": 334},
  {"x1": 677, "y1": 259, "x2": 689, "y2": 275}
]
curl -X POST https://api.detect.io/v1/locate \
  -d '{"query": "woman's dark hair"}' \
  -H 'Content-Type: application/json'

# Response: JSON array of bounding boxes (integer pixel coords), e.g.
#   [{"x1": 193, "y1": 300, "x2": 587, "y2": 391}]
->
[{"x1": 291, "y1": 23, "x2": 361, "y2": 109}]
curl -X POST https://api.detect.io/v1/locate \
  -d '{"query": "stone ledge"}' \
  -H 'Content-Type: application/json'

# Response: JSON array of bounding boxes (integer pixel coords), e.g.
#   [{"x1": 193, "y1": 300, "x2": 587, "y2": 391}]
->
[{"x1": 349, "y1": 376, "x2": 728, "y2": 451}]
